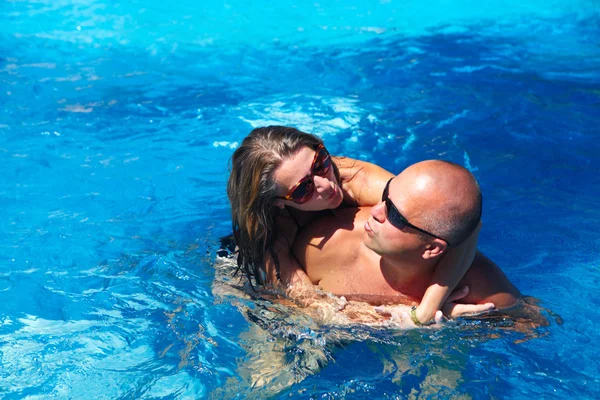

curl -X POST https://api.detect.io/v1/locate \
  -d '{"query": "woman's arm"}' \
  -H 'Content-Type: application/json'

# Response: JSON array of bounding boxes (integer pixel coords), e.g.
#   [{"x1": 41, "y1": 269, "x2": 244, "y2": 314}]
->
[
  {"x1": 332, "y1": 156, "x2": 394, "y2": 207},
  {"x1": 414, "y1": 222, "x2": 493, "y2": 324}
]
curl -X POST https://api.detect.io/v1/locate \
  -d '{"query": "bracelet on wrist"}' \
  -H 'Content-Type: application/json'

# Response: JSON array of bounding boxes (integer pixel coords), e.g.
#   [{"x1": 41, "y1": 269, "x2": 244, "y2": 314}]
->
[{"x1": 410, "y1": 306, "x2": 424, "y2": 326}]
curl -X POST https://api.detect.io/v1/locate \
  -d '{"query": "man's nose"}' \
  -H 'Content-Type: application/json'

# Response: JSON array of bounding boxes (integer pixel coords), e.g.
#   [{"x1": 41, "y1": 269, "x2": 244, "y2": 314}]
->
[
  {"x1": 313, "y1": 175, "x2": 333, "y2": 196},
  {"x1": 371, "y1": 201, "x2": 386, "y2": 223}
]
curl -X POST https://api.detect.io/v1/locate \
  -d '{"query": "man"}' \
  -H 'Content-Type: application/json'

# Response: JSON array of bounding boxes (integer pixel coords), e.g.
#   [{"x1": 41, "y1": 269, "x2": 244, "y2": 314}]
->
[{"x1": 291, "y1": 160, "x2": 523, "y2": 319}]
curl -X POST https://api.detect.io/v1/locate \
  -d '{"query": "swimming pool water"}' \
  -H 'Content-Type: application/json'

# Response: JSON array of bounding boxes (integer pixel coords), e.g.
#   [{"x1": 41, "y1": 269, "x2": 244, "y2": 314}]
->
[{"x1": 1, "y1": 0, "x2": 600, "y2": 398}]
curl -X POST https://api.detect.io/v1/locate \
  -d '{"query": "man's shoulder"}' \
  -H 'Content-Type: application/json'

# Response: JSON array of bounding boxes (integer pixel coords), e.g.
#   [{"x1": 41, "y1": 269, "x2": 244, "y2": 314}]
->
[
  {"x1": 296, "y1": 207, "x2": 369, "y2": 245},
  {"x1": 460, "y1": 251, "x2": 522, "y2": 309},
  {"x1": 293, "y1": 207, "x2": 373, "y2": 290},
  {"x1": 292, "y1": 207, "x2": 370, "y2": 271}
]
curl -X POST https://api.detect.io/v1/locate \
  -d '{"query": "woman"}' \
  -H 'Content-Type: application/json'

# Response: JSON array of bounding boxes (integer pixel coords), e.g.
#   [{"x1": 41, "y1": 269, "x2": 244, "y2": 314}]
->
[{"x1": 227, "y1": 126, "x2": 491, "y2": 325}]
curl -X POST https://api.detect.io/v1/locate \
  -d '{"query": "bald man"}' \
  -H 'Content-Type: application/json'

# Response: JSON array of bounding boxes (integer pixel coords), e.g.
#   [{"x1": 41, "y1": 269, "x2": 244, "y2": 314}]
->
[{"x1": 292, "y1": 160, "x2": 522, "y2": 311}]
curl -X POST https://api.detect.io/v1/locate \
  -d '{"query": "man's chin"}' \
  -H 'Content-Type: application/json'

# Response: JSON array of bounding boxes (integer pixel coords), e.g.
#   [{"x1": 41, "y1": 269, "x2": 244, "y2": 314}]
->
[{"x1": 363, "y1": 237, "x2": 383, "y2": 255}]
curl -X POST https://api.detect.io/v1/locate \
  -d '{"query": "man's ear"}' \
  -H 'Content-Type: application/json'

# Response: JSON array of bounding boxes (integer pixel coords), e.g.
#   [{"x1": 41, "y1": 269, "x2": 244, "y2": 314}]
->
[
  {"x1": 422, "y1": 239, "x2": 447, "y2": 260},
  {"x1": 274, "y1": 200, "x2": 286, "y2": 209}
]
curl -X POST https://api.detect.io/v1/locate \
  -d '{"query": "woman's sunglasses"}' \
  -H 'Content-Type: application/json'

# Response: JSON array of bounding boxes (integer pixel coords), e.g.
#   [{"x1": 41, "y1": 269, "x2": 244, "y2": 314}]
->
[
  {"x1": 278, "y1": 144, "x2": 332, "y2": 204},
  {"x1": 382, "y1": 178, "x2": 453, "y2": 246}
]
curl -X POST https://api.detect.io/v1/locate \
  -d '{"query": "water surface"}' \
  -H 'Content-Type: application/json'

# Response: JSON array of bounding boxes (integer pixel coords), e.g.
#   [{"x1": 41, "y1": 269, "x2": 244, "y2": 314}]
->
[{"x1": 1, "y1": 0, "x2": 600, "y2": 398}]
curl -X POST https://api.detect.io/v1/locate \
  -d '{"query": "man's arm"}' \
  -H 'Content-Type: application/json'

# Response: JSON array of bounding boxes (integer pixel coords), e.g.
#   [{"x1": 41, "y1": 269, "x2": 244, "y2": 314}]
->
[{"x1": 458, "y1": 251, "x2": 522, "y2": 309}]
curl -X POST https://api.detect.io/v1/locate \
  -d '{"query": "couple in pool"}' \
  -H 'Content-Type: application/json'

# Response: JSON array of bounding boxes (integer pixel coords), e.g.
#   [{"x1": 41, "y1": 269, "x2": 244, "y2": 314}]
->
[{"x1": 227, "y1": 126, "x2": 523, "y2": 327}]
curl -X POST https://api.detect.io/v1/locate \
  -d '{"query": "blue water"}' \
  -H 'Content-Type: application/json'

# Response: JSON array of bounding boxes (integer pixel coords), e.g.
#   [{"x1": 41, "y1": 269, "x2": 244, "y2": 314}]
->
[{"x1": 1, "y1": 0, "x2": 600, "y2": 398}]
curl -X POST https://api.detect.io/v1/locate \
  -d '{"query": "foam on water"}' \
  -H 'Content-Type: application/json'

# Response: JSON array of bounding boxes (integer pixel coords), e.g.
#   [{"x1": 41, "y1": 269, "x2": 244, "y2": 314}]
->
[{"x1": 238, "y1": 96, "x2": 368, "y2": 137}]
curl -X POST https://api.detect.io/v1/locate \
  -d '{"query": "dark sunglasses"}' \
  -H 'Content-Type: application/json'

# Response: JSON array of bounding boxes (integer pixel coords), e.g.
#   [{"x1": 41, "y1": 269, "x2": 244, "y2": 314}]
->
[
  {"x1": 278, "y1": 144, "x2": 332, "y2": 204},
  {"x1": 382, "y1": 178, "x2": 453, "y2": 246}
]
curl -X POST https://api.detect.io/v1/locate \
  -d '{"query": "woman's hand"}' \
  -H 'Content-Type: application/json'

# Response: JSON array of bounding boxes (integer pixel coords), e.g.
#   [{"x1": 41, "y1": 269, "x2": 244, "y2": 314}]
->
[
  {"x1": 332, "y1": 156, "x2": 394, "y2": 207},
  {"x1": 374, "y1": 285, "x2": 495, "y2": 328},
  {"x1": 374, "y1": 305, "x2": 444, "y2": 329}
]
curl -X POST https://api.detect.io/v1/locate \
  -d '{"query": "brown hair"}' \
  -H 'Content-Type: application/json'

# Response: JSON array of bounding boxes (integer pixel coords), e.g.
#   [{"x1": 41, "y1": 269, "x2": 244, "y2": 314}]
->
[{"x1": 227, "y1": 126, "x2": 336, "y2": 288}]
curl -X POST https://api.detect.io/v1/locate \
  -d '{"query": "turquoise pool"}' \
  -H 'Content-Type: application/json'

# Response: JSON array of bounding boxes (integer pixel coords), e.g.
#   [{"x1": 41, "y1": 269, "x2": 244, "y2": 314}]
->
[{"x1": 1, "y1": 0, "x2": 599, "y2": 398}]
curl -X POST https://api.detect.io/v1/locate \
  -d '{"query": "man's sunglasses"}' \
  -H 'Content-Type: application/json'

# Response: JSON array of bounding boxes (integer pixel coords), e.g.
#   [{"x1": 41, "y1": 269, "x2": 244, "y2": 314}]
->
[
  {"x1": 382, "y1": 178, "x2": 453, "y2": 246},
  {"x1": 278, "y1": 144, "x2": 332, "y2": 204}
]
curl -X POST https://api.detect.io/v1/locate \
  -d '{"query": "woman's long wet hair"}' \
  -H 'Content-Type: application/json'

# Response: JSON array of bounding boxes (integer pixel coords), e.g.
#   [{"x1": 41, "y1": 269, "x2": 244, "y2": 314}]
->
[{"x1": 227, "y1": 126, "x2": 337, "y2": 288}]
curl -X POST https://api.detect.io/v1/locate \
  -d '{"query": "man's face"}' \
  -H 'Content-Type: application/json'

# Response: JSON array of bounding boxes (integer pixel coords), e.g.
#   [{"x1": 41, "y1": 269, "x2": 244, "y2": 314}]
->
[{"x1": 363, "y1": 173, "x2": 431, "y2": 257}]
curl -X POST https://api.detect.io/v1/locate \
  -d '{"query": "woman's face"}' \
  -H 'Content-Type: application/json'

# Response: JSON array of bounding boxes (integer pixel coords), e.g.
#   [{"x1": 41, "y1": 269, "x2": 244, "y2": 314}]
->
[{"x1": 273, "y1": 146, "x2": 343, "y2": 211}]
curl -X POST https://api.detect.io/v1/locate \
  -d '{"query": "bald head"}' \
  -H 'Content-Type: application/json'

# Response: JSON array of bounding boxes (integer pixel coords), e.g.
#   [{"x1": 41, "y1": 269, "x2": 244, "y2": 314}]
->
[{"x1": 395, "y1": 160, "x2": 482, "y2": 246}]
